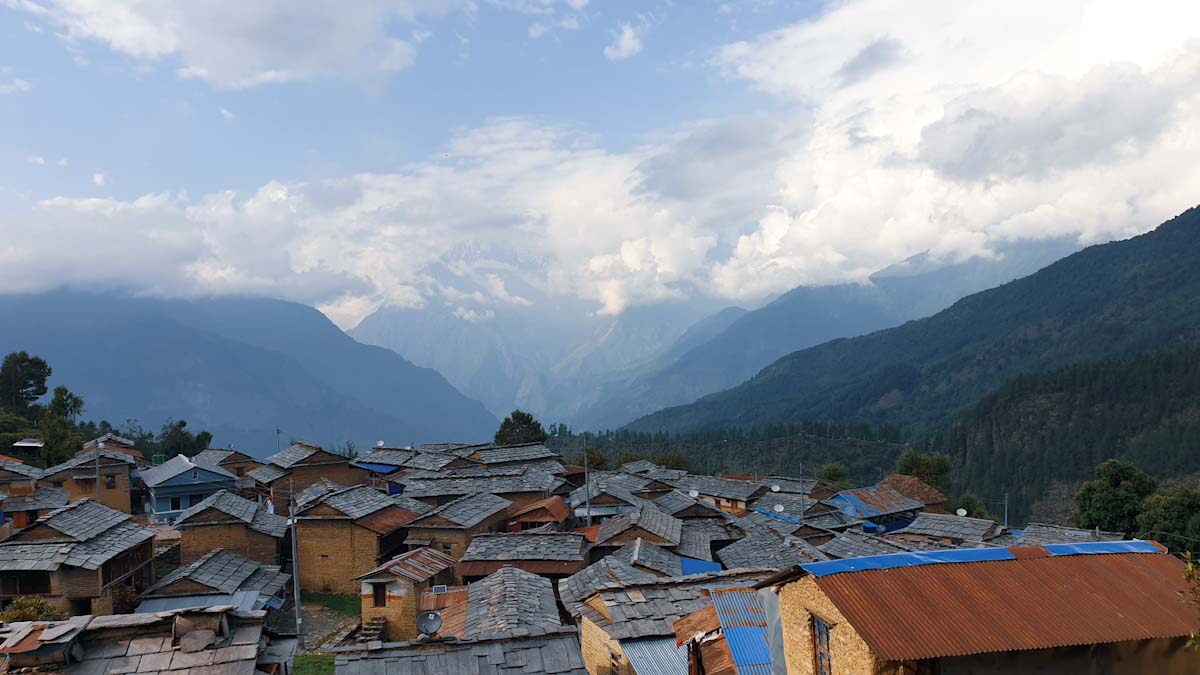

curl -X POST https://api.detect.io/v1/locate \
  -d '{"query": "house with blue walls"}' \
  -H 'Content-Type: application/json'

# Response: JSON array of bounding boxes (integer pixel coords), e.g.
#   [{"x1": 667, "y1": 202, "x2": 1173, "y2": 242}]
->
[{"x1": 141, "y1": 454, "x2": 237, "y2": 523}]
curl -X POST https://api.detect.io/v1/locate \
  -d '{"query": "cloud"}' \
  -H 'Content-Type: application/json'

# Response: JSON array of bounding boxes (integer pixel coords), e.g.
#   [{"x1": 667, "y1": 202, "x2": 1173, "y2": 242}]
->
[
  {"x1": 0, "y1": 78, "x2": 32, "y2": 94},
  {"x1": 604, "y1": 23, "x2": 642, "y2": 61},
  {"x1": 26, "y1": 155, "x2": 46, "y2": 165},
  {"x1": 92, "y1": 173, "x2": 106, "y2": 186},
  {"x1": 219, "y1": 107, "x2": 235, "y2": 121}
]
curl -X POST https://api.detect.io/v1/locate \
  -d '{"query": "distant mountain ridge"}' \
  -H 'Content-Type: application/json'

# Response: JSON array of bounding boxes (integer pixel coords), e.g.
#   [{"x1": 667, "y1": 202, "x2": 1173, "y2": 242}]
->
[
  {"x1": 0, "y1": 291, "x2": 497, "y2": 454},
  {"x1": 628, "y1": 205, "x2": 1200, "y2": 434},
  {"x1": 573, "y1": 238, "x2": 1079, "y2": 429}
]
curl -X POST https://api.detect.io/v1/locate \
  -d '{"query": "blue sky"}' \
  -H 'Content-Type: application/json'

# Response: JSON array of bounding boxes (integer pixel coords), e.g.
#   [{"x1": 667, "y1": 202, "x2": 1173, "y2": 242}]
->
[{"x1": 1, "y1": 0, "x2": 1199, "y2": 328}]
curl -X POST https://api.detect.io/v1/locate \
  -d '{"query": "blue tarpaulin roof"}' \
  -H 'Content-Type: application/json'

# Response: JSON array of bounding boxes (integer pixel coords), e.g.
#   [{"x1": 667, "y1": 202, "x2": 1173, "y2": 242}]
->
[
  {"x1": 753, "y1": 507, "x2": 800, "y2": 524},
  {"x1": 681, "y1": 557, "x2": 722, "y2": 575},
  {"x1": 354, "y1": 462, "x2": 400, "y2": 474},
  {"x1": 1044, "y1": 540, "x2": 1160, "y2": 556}
]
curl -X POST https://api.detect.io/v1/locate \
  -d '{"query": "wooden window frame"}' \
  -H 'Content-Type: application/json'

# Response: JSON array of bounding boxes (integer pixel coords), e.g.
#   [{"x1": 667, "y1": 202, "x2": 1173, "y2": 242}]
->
[{"x1": 812, "y1": 613, "x2": 834, "y2": 675}]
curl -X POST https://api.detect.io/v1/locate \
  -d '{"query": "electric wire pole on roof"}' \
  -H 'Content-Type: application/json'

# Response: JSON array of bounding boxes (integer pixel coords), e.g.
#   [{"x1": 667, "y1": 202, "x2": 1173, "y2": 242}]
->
[{"x1": 290, "y1": 476, "x2": 303, "y2": 639}]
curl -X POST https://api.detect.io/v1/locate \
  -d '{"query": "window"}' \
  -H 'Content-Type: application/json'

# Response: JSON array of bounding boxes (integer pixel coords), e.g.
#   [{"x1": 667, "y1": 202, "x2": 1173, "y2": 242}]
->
[
  {"x1": 372, "y1": 583, "x2": 387, "y2": 608},
  {"x1": 440, "y1": 542, "x2": 453, "y2": 556},
  {"x1": 105, "y1": 474, "x2": 117, "y2": 489},
  {"x1": 813, "y1": 615, "x2": 833, "y2": 675},
  {"x1": 170, "y1": 496, "x2": 182, "y2": 511}
]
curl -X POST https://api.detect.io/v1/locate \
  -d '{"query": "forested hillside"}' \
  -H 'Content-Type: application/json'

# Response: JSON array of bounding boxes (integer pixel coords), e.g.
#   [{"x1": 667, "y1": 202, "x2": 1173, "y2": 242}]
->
[
  {"x1": 930, "y1": 345, "x2": 1200, "y2": 524},
  {"x1": 629, "y1": 206, "x2": 1200, "y2": 435}
]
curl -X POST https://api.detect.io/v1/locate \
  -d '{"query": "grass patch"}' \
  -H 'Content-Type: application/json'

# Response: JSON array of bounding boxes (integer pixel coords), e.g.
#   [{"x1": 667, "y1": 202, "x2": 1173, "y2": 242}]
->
[
  {"x1": 305, "y1": 592, "x2": 359, "y2": 618},
  {"x1": 293, "y1": 654, "x2": 335, "y2": 675}
]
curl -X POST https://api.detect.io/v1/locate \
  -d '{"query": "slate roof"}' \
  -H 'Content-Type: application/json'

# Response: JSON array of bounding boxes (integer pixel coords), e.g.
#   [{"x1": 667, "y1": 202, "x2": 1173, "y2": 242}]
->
[
  {"x1": 390, "y1": 493, "x2": 434, "y2": 515},
  {"x1": 304, "y1": 485, "x2": 398, "y2": 520},
  {"x1": 0, "y1": 458, "x2": 43, "y2": 479},
  {"x1": 295, "y1": 478, "x2": 345, "y2": 509},
  {"x1": 465, "y1": 567, "x2": 563, "y2": 637},
  {"x1": 717, "y1": 534, "x2": 821, "y2": 570},
  {"x1": 0, "y1": 486, "x2": 68, "y2": 512},
  {"x1": 411, "y1": 492, "x2": 512, "y2": 528},
  {"x1": 759, "y1": 476, "x2": 819, "y2": 495},
  {"x1": 567, "y1": 474, "x2": 651, "y2": 510},
  {"x1": 675, "y1": 519, "x2": 745, "y2": 561},
  {"x1": 672, "y1": 475, "x2": 766, "y2": 502},
  {"x1": 400, "y1": 470, "x2": 564, "y2": 499},
  {"x1": 247, "y1": 463, "x2": 289, "y2": 484},
  {"x1": 558, "y1": 557, "x2": 654, "y2": 616},
  {"x1": 748, "y1": 492, "x2": 815, "y2": 519},
  {"x1": 265, "y1": 442, "x2": 325, "y2": 468},
  {"x1": 462, "y1": 532, "x2": 587, "y2": 563},
  {"x1": 582, "y1": 570, "x2": 771, "y2": 640},
  {"x1": 999, "y1": 522, "x2": 1125, "y2": 547},
  {"x1": 818, "y1": 530, "x2": 912, "y2": 559},
  {"x1": 653, "y1": 490, "x2": 724, "y2": 517},
  {"x1": 355, "y1": 448, "x2": 417, "y2": 468},
  {"x1": 620, "y1": 460, "x2": 660, "y2": 474},
  {"x1": 800, "y1": 508, "x2": 863, "y2": 531},
  {"x1": 0, "y1": 501, "x2": 155, "y2": 571},
  {"x1": 739, "y1": 509, "x2": 805, "y2": 538},
  {"x1": 333, "y1": 628, "x2": 587, "y2": 675},
  {"x1": 611, "y1": 538, "x2": 684, "y2": 576},
  {"x1": 357, "y1": 547, "x2": 457, "y2": 582},
  {"x1": 509, "y1": 495, "x2": 572, "y2": 522},
  {"x1": 471, "y1": 443, "x2": 559, "y2": 465},
  {"x1": 141, "y1": 454, "x2": 236, "y2": 487},
  {"x1": 41, "y1": 448, "x2": 139, "y2": 476},
  {"x1": 193, "y1": 449, "x2": 234, "y2": 465},
  {"x1": 892, "y1": 512, "x2": 1001, "y2": 542},
  {"x1": 595, "y1": 505, "x2": 682, "y2": 546},
  {"x1": 174, "y1": 490, "x2": 287, "y2": 538},
  {"x1": 142, "y1": 548, "x2": 283, "y2": 596}
]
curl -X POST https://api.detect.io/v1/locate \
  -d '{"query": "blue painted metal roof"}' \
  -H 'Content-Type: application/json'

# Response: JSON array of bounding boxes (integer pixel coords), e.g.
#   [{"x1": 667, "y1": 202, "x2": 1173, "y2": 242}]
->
[
  {"x1": 354, "y1": 462, "x2": 400, "y2": 474},
  {"x1": 681, "y1": 557, "x2": 722, "y2": 575},
  {"x1": 1044, "y1": 540, "x2": 1160, "y2": 556},
  {"x1": 711, "y1": 588, "x2": 772, "y2": 675}
]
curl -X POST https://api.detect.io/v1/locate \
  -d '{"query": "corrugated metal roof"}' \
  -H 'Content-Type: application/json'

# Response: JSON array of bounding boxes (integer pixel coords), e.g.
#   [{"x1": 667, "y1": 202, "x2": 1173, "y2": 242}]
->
[
  {"x1": 358, "y1": 546, "x2": 456, "y2": 582},
  {"x1": 621, "y1": 636, "x2": 689, "y2": 675},
  {"x1": 711, "y1": 587, "x2": 772, "y2": 675},
  {"x1": 812, "y1": 543, "x2": 1198, "y2": 661}
]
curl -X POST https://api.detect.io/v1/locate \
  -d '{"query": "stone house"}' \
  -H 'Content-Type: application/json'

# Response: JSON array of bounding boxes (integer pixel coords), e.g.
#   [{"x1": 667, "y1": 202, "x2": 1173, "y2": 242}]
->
[
  {"x1": 821, "y1": 484, "x2": 924, "y2": 534},
  {"x1": 886, "y1": 511, "x2": 1003, "y2": 549},
  {"x1": 295, "y1": 484, "x2": 430, "y2": 594},
  {"x1": 609, "y1": 538, "x2": 685, "y2": 577},
  {"x1": 402, "y1": 492, "x2": 512, "y2": 568},
  {"x1": 767, "y1": 541, "x2": 1200, "y2": 675},
  {"x1": 670, "y1": 475, "x2": 768, "y2": 515},
  {"x1": 173, "y1": 489, "x2": 288, "y2": 565},
  {"x1": 193, "y1": 447, "x2": 265, "y2": 478},
  {"x1": 0, "y1": 499, "x2": 155, "y2": 615},
  {"x1": 137, "y1": 547, "x2": 290, "y2": 610},
  {"x1": 590, "y1": 504, "x2": 682, "y2": 560},
  {"x1": 247, "y1": 462, "x2": 291, "y2": 514},
  {"x1": 457, "y1": 531, "x2": 588, "y2": 582},
  {"x1": 141, "y1": 453, "x2": 238, "y2": 523},
  {"x1": 506, "y1": 494, "x2": 571, "y2": 531},
  {"x1": 333, "y1": 627, "x2": 586, "y2": 675},
  {"x1": 266, "y1": 441, "x2": 368, "y2": 493},
  {"x1": 40, "y1": 448, "x2": 141, "y2": 514},
  {"x1": 355, "y1": 547, "x2": 456, "y2": 641},
  {"x1": 397, "y1": 467, "x2": 565, "y2": 510},
  {"x1": 0, "y1": 485, "x2": 67, "y2": 539},
  {"x1": 78, "y1": 433, "x2": 140, "y2": 458}
]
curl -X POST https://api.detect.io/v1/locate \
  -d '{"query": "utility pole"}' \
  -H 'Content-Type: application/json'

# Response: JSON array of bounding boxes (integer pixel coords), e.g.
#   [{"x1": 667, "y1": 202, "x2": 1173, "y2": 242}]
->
[
  {"x1": 798, "y1": 461, "x2": 804, "y2": 525},
  {"x1": 290, "y1": 477, "x2": 303, "y2": 640},
  {"x1": 95, "y1": 440, "x2": 103, "y2": 503},
  {"x1": 1003, "y1": 490, "x2": 1009, "y2": 529},
  {"x1": 276, "y1": 427, "x2": 282, "y2": 456},
  {"x1": 583, "y1": 447, "x2": 592, "y2": 528}
]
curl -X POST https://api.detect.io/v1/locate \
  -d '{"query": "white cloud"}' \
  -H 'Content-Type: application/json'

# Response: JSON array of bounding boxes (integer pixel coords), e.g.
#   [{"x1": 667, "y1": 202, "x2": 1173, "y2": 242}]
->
[
  {"x1": 604, "y1": 23, "x2": 642, "y2": 61},
  {"x1": 0, "y1": 78, "x2": 32, "y2": 94},
  {"x1": 26, "y1": 155, "x2": 46, "y2": 165},
  {"x1": 219, "y1": 107, "x2": 234, "y2": 121},
  {"x1": 92, "y1": 173, "x2": 106, "y2": 186},
  {"x1": 56, "y1": 158, "x2": 69, "y2": 166}
]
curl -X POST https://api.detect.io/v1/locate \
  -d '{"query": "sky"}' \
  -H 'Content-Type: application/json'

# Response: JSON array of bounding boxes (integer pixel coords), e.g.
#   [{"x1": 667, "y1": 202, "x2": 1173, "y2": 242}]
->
[{"x1": 2, "y1": 0, "x2": 1199, "y2": 328}]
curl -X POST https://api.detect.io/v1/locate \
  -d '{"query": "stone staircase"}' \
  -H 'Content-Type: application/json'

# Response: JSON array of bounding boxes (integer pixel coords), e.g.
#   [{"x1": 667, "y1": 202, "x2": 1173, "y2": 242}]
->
[{"x1": 357, "y1": 617, "x2": 387, "y2": 643}]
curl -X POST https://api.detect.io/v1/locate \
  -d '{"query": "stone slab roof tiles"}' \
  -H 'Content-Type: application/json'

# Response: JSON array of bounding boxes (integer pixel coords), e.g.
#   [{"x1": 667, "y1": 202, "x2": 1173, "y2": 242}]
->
[
  {"x1": 462, "y1": 532, "x2": 587, "y2": 563},
  {"x1": 892, "y1": 512, "x2": 1002, "y2": 542},
  {"x1": 585, "y1": 570, "x2": 771, "y2": 640},
  {"x1": 40, "y1": 499, "x2": 131, "y2": 540},
  {"x1": 320, "y1": 485, "x2": 397, "y2": 519},
  {"x1": 465, "y1": 567, "x2": 563, "y2": 637},
  {"x1": 653, "y1": 490, "x2": 724, "y2": 517},
  {"x1": 595, "y1": 505, "x2": 682, "y2": 546},
  {"x1": 611, "y1": 538, "x2": 684, "y2": 576},
  {"x1": 414, "y1": 492, "x2": 512, "y2": 528},
  {"x1": 670, "y1": 475, "x2": 766, "y2": 502},
  {"x1": 401, "y1": 470, "x2": 564, "y2": 498},
  {"x1": 357, "y1": 547, "x2": 457, "y2": 582},
  {"x1": 333, "y1": 628, "x2": 587, "y2": 675},
  {"x1": 42, "y1": 448, "x2": 139, "y2": 476},
  {"x1": 0, "y1": 457, "x2": 44, "y2": 479},
  {"x1": 390, "y1": 493, "x2": 434, "y2": 514},
  {"x1": 717, "y1": 534, "x2": 816, "y2": 570},
  {"x1": 471, "y1": 443, "x2": 560, "y2": 465},
  {"x1": 144, "y1": 548, "x2": 263, "y2": 596},
  {"x1": 265, "y1": 442, "x2": 324, "y2": 469},
  {"x1": 558, "y1": 557, "x2": 655, "y2": 616},
  {"x1": 0, "y1": 486, "x2": 68, "y2": 512},
  {"x1": 818, "y1": 530, "x2": 913, "y2": 560},
  {"x1": 247, "y1": 463, "x2": 289, "y2": 485},
  {"x1": 175, "y1": 489, "x2": 258, "y2": 526},
  {"x1": 141, "y1": 454, "x2": 236, "y2": 487}
]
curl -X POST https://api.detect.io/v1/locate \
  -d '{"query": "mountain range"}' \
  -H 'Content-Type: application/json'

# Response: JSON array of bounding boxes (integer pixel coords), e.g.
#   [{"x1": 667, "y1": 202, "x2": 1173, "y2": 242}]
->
[{"x1": 0, "y1": 291, "x2": 497, "y2": 454}]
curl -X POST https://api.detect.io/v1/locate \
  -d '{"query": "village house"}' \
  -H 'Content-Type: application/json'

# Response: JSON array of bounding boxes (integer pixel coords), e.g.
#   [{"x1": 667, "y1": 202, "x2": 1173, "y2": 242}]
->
[
  {"x1": 39, "y1": 448, "x2": 141, "y2": 514},
  {"x1": 0, "y1": 485, "x2": 67, "y2": 539},
  {"x1": 397, "y1": 467, "x2": 566, "y2": 509},
  {"x1": 653, "y1": 489, "x2": 729, "y2": 519},
  {"x1": 141, "y1": 453, "x2": 238, "y2": 523},
  {"x1": 247, "y1": 462, "x2": 291, "y2": 513},
  {"x1": 256, "y1": 441, "x2": 369, "y2": 511},
  {"x1": 458, "y1": 531, "x2": 589, "y2": 582},
  {"x1": 402, "y1": 492, "x2": 512, "y2": 566},
  {"x1": 136, "y1": 547, "x2": 291, "y2": 615},
  {"x1": 821, "y1": 484, "x2": 924, "y2": 533},
  {"x1": 557, "y1": 556, "x2": 654, "y2": 618},
  {"x1": 355, "y1": 547, "x2": 456, "y2": 642},
  {"x1": 0, "y1": 455, "x2": 42, "y2": 491},
  {"x1": 758, "y1": 475, "x2": 838, "y2": 501},
  {"x1": 506, "y1": 494, "x2": 571, "y2": 531},
  {"x1": 675, "y1": 585, "x2": 774, "y2": 675},
  {"x1": 295, "y1": 484, "x2": 430, "y2": 594},
  {"x1": 590, "y1": 504, "x2": 682, "y2": 560},
  {"x1": 7, "y1": 438, "x2": 44, "y2": 462},
  {"x1": 0, "y1": 604, "x2": 295, "y2": 674},
  {"x1": 333, "y1": 627, "x2": 587, "y2": 675},
  {"x1": 610, "y1": 538, "x2": 686, "y2": 577},
  {"x1": 193, "y1": 447, "x2": 265, "y2": 478},
  {"x1": 0, "y1": 499, "x2": 155, "y2": 615},
  {"x1": 887, "y1": 511, "x2": 1003, "y2": 549},
  {"x1": 462, "y1": 442, "x2": 562, "y2": 468},
  {"x1": 173, "y1": 489, "x2": 288, "y2": 565},
  {"x1": 79, "y1": 432, "x2": 140, "y2": 457},
  {"x1": 818, "y1": 529, "x2": 913, "y2": 559},
  {"x1": 880, "y1": 473, "x2": 948, "y2": 514},
  {"x1": 566, "y1": 569, "x2": 770, "y2": 675},
  {"x1": 676, "y1": 517, "x2": 747, "y2": 562},
  {"x1": 766, "y1": 541, "x2": 1200, "y2": 674},
  {"x1": 718, "y1": 532, "x2": 828, "y2": 571},
  {"x1": 671, "y1": 475, "x2": 768, "y2": 515},
  {"x1": 989, "y1": 521, "x2": 1125, "y2": 546}
]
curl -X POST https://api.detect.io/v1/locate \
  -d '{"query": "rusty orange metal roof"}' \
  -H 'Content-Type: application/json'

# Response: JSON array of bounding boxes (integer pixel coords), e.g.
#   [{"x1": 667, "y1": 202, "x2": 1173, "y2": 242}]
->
[
  {"x1": 420, "y1": 586, "x2": 469, "y2": 638},
  {"x1": 880, "y1": 474, "x2": 947, "y2": 506},
  {"x1": 357, "y1": 546, "x2": 456, "y2": 582},
  {"x1": 508, "y1": 495, "x2": 571, "y2": 523},
  {"x1": 355, "y1": 505, "x2": 424, "y2": 534},
  {"x1": 814, "y1": 545, "x2": 1198, "y2": 661}
]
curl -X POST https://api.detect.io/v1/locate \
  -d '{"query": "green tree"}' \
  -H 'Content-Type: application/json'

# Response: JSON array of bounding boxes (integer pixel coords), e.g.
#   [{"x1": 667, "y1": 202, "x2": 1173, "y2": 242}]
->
[
  {"x1": 153, "y1": 419, "x2": 213, "y2": 460},
  {"x1": 617, "y1": 450, "x2": 649, "y2": 466},
  {"x1": 47, "y1": 385, "x2": 85, "y2": 424},
  {"x1": 816, "y1": 462, "x2": 851, "y2": 490},
  {"x1": 1137, "y1": 486, "x2": 1200, "y2": 554},
  {"x1": 0, "y1": 596, "x2": 69, "y2": 622},
  {"x1": 0, "y1": 351, "x2": 52, "y2": 413},
  {"x1": 894, "y1": 449, "x2": 952, "y2": 495},
  {"x1": 573, "y1": 446, "x2": 608, "y2": 470},
  {"x1": 37, "y1": 413, "x2": 76, "y2": 466},
  {"x1": 956, "y1": 493, "x2": 996, "y2": 521},
  {"x1": 656, "y1": 450, "x2": 692, "y2": 472},
  {"x1": 1072, "y1": 460, "x2": 1157, "y2": 535},
  {"x1": 494, "y1": 409, "x2": 548, "y2": 446}
]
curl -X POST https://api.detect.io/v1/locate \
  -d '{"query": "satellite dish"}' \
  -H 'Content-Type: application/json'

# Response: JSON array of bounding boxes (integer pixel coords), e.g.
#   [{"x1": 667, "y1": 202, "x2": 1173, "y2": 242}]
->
[
  {"x1": 956, "y1": 508, "x2": 968, "y2": 517},
  {"x1": 770, "y1": 484, "x2": 781, "y2": 492},
  {"x1": 375, "y1": 440, "x2": 385, "y2": 448},
  {"x1": 688, "y1": 489, "x2": 699, "y2": 499},
  {"x1": 773, "y1": 504, "x2": 785, "y2": 513},
  {"x1": 416, "y1": 610, "x2": 443, "y2": 636}
]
